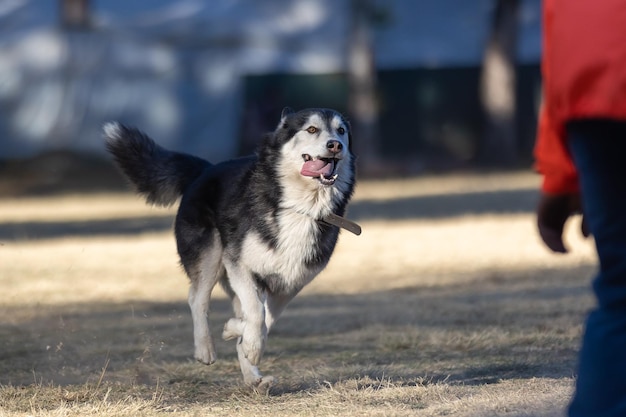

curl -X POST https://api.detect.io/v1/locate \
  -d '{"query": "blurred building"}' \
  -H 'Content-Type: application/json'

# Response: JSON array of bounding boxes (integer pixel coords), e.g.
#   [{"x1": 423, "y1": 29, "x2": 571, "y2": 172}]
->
[{"x1": 0, "y1": 0, "x2": 541, "y2": 168}]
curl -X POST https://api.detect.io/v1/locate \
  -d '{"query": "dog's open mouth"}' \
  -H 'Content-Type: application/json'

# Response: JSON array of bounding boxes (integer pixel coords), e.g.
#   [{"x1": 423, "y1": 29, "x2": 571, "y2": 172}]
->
[{"x1": 301, "y1": 154, "x2": 339, "y2": 185}]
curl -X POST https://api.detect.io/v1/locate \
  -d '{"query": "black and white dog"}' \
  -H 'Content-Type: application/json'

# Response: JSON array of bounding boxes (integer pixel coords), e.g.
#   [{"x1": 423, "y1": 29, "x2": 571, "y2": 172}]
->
[{"x1": 104, "y1": 108, "x2": 359, "y2": 390}]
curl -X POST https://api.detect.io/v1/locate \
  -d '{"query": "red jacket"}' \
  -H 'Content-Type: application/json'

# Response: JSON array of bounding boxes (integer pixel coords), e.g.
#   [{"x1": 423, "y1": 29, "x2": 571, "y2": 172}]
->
[{"x1": 535, "y1": 0, "x2": 626, "y2": 194}]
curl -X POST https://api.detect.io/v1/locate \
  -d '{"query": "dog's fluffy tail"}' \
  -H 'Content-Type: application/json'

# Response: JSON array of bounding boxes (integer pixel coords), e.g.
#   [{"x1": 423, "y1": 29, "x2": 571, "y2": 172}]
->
[{"x1": 104, "y1": 122, "x2": 209, "y2": 206}]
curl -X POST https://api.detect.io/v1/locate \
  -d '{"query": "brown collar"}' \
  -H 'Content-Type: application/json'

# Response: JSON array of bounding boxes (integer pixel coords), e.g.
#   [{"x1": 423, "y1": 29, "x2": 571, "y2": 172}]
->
[{"x1": 321, "y1": 213, "x2": 362, "y2": 236}]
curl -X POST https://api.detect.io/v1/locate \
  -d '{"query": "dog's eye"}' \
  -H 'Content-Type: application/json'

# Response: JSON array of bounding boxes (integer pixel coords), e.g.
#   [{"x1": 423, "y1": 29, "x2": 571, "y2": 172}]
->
[
  {"x1": 306, "y1": 126, "x2": 318, "y2": 134},
  {"x1": 337, "y1": 127, "x2": 345, "y2": 135}
]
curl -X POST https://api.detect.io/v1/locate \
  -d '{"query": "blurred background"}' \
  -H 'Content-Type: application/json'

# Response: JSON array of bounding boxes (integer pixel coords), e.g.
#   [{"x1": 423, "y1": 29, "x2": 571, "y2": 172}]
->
[{"x1": 0, "y1": 0, "x2": 541, "y2": 193}]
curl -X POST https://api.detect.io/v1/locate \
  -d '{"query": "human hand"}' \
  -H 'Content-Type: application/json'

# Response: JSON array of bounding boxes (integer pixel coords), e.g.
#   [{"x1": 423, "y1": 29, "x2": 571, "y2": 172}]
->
[{"x1": 537, "y1": 193, "x2": 590, "y2": 253}]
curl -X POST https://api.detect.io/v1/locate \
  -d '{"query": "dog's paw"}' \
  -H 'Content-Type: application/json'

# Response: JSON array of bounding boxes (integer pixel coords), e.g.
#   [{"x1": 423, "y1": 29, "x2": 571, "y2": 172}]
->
[
  {"x1": 222, "y1": 318, "x2": 244, "y2": 341},
  {"x1": 193, "y1": 333, "x2": 217, "y2": 365},
  {"x1": 251, "y1": 375, "x2": 275, "y2": 395},
  {"x1": 194, "y1": 345, "x2": 217, "y2": 365}
]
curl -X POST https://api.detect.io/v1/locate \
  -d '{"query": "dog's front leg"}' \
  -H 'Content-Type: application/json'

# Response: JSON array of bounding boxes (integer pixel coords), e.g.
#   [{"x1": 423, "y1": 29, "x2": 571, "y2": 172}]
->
[
  {"x1": 264, "y1": 291, "x2": 296, "y2": 333},
  {"x1": 234, "y1": 292, "x2": 266, "y2": 365},
  {"x1": 223, "y1": 263, "x2": 268, "y2": 366},
  {"x1": 222, "y1": 295, "x2": 272, "y2": 389},
  {"x1": 235, "y1": 335, "x2": 274, "y2": 392}
]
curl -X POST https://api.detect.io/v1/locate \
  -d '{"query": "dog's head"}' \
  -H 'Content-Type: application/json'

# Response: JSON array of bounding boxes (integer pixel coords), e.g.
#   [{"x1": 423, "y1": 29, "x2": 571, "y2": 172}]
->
[{"x1": 268, "y1": 107, "x2": 354, "y2": 191}]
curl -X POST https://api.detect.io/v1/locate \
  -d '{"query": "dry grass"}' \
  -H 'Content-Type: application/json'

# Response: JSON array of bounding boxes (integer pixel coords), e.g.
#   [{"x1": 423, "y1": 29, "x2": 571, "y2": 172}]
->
[{"x1": 0, "y1": 170, "x2": 596, "y2": 416}]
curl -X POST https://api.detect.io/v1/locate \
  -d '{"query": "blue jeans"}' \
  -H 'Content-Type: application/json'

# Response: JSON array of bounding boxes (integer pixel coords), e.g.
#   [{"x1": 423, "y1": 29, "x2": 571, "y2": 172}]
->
[{"x1": 567, "y1": 120, "x2": 626, "y2": 417}]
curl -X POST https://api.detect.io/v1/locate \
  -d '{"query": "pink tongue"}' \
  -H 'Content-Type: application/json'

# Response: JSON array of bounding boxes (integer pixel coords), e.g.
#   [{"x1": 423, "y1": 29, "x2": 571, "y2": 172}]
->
[{"x1": 301, "y1": 159, "x2": 334, "y2": 177}]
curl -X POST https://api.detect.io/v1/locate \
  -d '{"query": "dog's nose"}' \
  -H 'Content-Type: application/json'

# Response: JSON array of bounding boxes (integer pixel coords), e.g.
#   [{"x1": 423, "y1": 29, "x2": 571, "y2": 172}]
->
[{"x1": 326, "y1": 140, "x2": 343, "y2": 154}]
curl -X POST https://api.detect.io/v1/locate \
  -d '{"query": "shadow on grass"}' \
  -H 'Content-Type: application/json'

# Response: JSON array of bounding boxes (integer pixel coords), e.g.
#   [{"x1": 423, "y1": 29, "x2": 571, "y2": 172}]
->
[
  {"x1": 0, "y1": 216, "x2": 174, "y2": 241},
  {"x1": 0, "y1": 265, "x2": 593, "y2": 393},
  {"x1": 348, "y1": 188, "x2": 538, "y2": 222}
]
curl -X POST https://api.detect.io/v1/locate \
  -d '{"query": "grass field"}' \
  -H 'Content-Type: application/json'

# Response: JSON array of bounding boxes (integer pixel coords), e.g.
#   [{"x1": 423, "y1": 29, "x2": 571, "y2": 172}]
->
[{"x1": 0, "y1": 170, "x2": 597, "y2": 416}]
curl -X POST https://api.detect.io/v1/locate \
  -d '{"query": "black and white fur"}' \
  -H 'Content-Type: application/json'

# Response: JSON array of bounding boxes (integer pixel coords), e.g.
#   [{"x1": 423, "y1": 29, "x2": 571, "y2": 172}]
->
[{"x1": 104, "y1": 108, "x2": 355, "y2": 389}]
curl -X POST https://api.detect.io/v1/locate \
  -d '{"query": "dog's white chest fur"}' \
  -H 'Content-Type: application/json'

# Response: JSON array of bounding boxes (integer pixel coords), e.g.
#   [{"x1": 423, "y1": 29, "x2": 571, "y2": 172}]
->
[{"x1": 239, "y1": 210, "x2": 324, "y2": 293}]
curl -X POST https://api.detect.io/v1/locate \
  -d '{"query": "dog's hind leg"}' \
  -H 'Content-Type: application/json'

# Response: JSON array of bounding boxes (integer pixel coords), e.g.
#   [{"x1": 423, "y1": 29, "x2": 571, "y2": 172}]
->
[
  {"x1": 188, "y1": 275, "x2": 219, "y2": 364},
  {"x1": 185, "y1": 240, "x2": 223, "y2": 365}
]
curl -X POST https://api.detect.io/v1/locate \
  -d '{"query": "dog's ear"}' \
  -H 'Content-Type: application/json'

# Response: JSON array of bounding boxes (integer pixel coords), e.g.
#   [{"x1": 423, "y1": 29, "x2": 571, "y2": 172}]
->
[
  {"x1": 280, "y1": 107, "x2": 294, "y2": 121},
  {"x1": 277, "y1": 107, "x2": 294, "y2": 130},
  {"x1": 338, "y1": 114, "x2": 354, "y2": 154},
  {"x1": 281, "y1": 107, "x2": 294, "y2": 118}
]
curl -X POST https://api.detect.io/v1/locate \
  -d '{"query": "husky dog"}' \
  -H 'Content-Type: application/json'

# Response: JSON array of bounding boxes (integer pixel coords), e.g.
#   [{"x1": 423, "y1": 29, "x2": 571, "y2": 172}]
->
[{"x1": 104, "y1": 108, "x2": 359, "y2": 390}]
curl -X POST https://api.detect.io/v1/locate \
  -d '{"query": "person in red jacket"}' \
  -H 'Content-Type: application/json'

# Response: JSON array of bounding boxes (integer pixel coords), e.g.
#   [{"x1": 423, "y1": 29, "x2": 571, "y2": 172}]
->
[{"x1": 535, "y1": 0, "x2": 626, "y2": 415}]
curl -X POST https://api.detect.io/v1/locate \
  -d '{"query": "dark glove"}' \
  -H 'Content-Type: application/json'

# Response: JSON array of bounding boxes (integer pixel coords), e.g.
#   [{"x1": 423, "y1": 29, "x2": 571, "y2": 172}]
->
[{"x1": 537, "y1": 193, "x2": 590, "y2": 253}]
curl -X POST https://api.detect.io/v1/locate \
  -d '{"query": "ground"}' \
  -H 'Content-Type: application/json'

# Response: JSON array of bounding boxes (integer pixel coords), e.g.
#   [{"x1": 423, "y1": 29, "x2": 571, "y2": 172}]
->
[{"x1": 0, "y1": 167, "x2": 596, "y2": 416}]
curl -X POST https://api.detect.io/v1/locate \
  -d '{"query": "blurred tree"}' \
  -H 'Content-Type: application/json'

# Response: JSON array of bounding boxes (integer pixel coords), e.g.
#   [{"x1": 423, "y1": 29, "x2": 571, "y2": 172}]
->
[
  {"x1": 348, "y1": 0, "x2": 389, "y2": 172},
  {"x1": 479, "y1": 0, "x2": 520, "y2": 165}
]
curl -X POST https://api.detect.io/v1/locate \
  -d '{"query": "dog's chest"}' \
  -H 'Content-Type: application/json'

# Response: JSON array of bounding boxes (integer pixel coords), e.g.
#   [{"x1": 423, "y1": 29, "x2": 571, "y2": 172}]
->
[{"x1": 239, "y1": 210, "x2": 328, "y2": 293}]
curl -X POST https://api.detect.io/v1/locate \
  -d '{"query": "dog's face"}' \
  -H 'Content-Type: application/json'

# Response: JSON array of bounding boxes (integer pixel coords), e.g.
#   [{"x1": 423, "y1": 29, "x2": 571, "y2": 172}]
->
[{"x1": 273, "y1": 107, "x2": 354, "y2": 190}]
